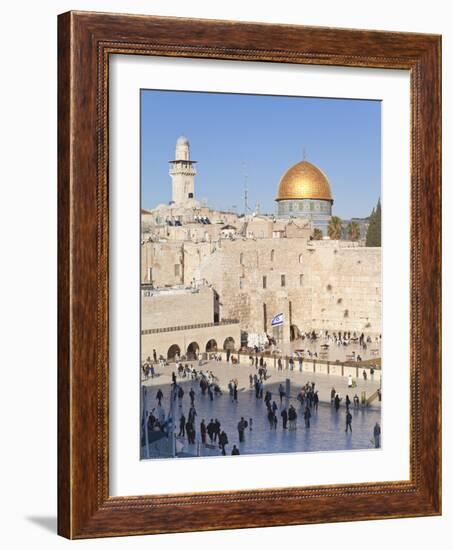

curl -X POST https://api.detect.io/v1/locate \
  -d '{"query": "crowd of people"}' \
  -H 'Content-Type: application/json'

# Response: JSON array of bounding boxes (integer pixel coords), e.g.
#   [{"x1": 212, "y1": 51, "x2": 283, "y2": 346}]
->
[{"x1": 143, "y1": 357, "x2": 382, "y2": 457}]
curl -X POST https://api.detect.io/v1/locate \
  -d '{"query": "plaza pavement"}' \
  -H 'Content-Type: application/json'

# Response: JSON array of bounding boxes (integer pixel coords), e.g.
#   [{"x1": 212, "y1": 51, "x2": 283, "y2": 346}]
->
[
  {"x1": 142, "y1": 358, "x2": 381, "y2": 406},
  {"x1": 141, "y1": 359, "x2": 382, "y2": 458}
]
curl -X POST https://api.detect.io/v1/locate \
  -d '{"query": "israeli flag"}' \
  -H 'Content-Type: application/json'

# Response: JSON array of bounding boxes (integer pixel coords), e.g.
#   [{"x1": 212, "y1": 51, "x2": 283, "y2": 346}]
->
[{"x1": 271, "y1": 313, "x2": 284, "y2": 327}]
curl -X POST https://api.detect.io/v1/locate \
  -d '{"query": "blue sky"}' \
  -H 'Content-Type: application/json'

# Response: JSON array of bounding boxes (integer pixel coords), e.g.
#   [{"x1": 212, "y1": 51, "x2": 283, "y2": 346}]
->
[{"x1": 141, "y1": 90, "x2": 381, "y2": 219}]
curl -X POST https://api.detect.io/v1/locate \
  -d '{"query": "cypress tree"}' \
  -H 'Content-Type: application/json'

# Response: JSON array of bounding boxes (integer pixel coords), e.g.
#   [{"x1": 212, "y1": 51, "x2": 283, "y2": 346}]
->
[{"x1": 366, "y1": 199, "x2": 381, "y2": 247}]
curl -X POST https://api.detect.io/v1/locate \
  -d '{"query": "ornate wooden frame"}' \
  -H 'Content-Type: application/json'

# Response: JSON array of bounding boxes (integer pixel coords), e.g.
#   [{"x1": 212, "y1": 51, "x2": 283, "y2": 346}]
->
[{"x1": 58, "y1": 11, "x2": 441, "y2": 539}]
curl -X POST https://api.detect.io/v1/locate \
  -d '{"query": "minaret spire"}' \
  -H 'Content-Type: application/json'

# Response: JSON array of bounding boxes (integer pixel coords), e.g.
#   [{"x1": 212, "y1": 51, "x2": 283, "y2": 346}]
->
[{"x1": 169, "y1": 136, "x2": 197, "y2": 204}]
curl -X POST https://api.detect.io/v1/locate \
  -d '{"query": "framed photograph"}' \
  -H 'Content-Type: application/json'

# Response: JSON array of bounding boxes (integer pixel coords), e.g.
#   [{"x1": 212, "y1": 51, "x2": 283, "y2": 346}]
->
[{"x1": 58, "y1": 11, "x2": 441, "y2": 538}]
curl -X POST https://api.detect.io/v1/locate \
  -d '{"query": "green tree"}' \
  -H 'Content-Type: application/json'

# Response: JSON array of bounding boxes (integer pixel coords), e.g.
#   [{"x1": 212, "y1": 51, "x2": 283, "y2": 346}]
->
[
  {"x1": 347, "y1": 220, "x2": 361, "y2": 242},
  {"x1": 366, "y1": 199, "x2": 381, "y2": 247},
  {"x1": 313, "y1": 228, "x2": 323, "y2": 240},
  {"x1": 327, "y1": 216, "x2": 342, "y2": 240}
]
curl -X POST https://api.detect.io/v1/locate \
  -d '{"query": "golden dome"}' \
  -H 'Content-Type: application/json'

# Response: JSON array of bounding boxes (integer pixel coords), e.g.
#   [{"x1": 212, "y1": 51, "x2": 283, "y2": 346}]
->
[{"x1": 276, "y1": 160, "x2": 333, "y2": 201}]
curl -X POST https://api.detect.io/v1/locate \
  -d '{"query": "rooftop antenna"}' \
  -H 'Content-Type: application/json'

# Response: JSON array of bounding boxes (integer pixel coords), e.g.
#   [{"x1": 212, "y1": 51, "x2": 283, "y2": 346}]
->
[
  {"x1": 255, "y1": 200, "x2": 261, "y2": 215},
  {"x1": 242, "y1": 161, "x2": 250, "y2": 216}
]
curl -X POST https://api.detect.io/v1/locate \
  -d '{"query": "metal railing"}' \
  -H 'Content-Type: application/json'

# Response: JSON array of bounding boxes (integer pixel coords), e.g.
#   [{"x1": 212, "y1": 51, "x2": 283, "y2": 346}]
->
[{"x1": 142, "y1": 319, "x2": 239, "y2": 335}]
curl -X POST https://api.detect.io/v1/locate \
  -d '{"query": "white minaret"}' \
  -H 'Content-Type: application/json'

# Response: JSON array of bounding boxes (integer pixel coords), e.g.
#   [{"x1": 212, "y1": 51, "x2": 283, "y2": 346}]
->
[{"x1": 169, "y1": 136, "x2": 197, "y2": 204}]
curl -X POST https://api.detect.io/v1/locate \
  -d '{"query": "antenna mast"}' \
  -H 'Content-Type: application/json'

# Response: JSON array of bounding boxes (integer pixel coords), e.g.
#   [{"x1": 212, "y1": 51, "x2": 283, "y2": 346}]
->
[{"x1": 242, "y1": 161, "x2": 250, "y2": 216}]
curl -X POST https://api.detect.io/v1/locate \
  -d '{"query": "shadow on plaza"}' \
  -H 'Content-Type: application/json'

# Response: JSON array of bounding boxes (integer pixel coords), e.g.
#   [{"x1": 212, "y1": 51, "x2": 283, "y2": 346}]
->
[{"x1": 142, "y1": 374, "x2": 381, "y2": 460}]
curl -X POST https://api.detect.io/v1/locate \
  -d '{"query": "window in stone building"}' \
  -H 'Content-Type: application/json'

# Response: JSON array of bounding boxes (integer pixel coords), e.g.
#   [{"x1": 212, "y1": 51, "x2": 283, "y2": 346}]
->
[
  {"x1": 270, "y1": 249, "x2": 275, "y2": 262},
  {"x1": 299, "y1": 274, "x2": 303, "y2": 286},
  {"x1": 299, "y1": 253, "x2": 303, "y2": 264},
  {"x1": 263, "y1": 303, "x2": 267, "y2": 332},
  {"x1": 281, "y1": 274, "x2": 286, "y2": 287},
  {"x1": 263, "y1": 275, "x2": 267, "y2": 289},
  {"x1": 239, "y1": 277, "x2": 244, "y2": 289}
]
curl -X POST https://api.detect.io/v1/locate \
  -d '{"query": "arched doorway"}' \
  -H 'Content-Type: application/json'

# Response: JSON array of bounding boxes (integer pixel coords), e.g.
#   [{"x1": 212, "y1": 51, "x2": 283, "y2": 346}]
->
[
  {"x1": 187, "y1": 341, "x2": 200, "y2": 360},
  {"x1": 290, "y1": 325, "x2": 300, "y2": 341},
  {"x1": 167, "y1": 344, "x2": 181, "y2": 361},
  {"x1": 223, "y1": 337, "x2": 235, "y2": 351},
  {"x1": 205, "y1": 339, "x2": 217, "y2": 352}
]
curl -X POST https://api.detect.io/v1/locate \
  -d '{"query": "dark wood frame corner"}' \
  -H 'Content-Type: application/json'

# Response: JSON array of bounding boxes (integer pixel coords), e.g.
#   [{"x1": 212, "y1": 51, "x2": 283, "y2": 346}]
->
[{"x1": 58, "y1": 10, "x2": 441, "y2": 539}]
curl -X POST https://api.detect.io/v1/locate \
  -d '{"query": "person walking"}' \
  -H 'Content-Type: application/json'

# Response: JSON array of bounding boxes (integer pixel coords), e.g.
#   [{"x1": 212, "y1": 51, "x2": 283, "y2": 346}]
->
[
  {"x1": 345, "y1": 410, "x2": 352, "y2": 433},
  {"x1": 267, "y1": 409, "x2": 275, "y2": 429},
  {"x1": 188, "y1": 405, "x2": 197, "y2": 424},
  {"x1": 255, "y1": 380, "x2": 260, "y2": 399},
  {"x1": 304, "y1": 405, "x2": 311, "y2": 428},
  {"x1": 281, "y1": 407, "x2": 288, "y2": 429},
  {"x1": 178, "y1": 414, "x2": 186, "y2": 437},
  {"x1": 348, "y1": 374, "x2": 353, "y2": 388},
  {"x1": 214, "y1": 418, "x2": 221, "y2": 442},
  {"x1": 186, "y1": 420, "x2": 195, "y2": 444},
  {"x1": 219, "y1": 430, "x2": 229, "y2": 455},
  {"x1": 373, "y1": 422, "x2": 381, "y2": 448},
  {"x1": 330, "y1": 387, "x2": 336, "y2": 404},
  {"x1": 189, "y1": 387, "x2": 195, "y2": 405},
  {"x1": 233, "y1": 382, "x2": 238, "y2": 403},
  {"x1": 279, "y1": 383, "x2": 285, "y2": 404},
  {"x1": 334, "y1": 394, "x2": 341, "y2": 411},
  {"x1": 288, "y1": 405, "x2": 297, "y2": 430},
  {"x1": 200, "y1": 419, "x2": 207, "y2": 445},
  {"x1": 228, "y1": 381, "x2": 234, "y2": 401},
  {"x1": 237, "y1": 417, "x2": 247, "y2": 442},
  {"x1": 156, "y1": 388, "x2": 163, "y2": 406},
  {"x1": 345, "y1": 394, "x2": 351, "y2": 410},
  {"x1": 313, "y1": 391, "x2": 319, "y2": 412},
  {"x1": 207, "y1": 419, "x2": 215, "y2": 443}
]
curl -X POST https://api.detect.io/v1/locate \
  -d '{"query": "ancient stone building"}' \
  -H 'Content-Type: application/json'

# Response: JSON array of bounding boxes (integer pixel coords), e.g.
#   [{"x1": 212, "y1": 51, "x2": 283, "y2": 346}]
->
[
  {"x1": 275, "y1": 159, "x2": 333, "y2": 234},
  {"x1": 141, "y1": 285, "x2": 239, "y2": 360},
  {"x1": 141, "y1": 136, "x2": 381, "y2": 360}
]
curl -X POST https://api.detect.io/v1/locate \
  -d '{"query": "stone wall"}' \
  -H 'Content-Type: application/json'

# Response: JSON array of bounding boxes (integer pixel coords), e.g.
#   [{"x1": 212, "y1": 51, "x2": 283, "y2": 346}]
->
[
  {"x1": 141, "y1": 241, "x2": 183, "y2": 287},
  {"x1": 305, "y1": 241, "x2": 381, "y2": 334},
  {"x1": 141, "y1": 222, "x2": 382, "y2": 343},
  {"x1": 142, "y1": 286, "x2": 215, "y2": 330},
  {"x1": 141, "y1": 321, "x2": 240, "y2": 361},
  {"x1": 188, "y1": 237, "x2": 312, "y2": 341}
]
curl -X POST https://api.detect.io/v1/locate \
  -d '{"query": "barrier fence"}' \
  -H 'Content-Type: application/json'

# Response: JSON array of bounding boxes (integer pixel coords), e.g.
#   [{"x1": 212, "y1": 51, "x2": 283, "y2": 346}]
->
[{"x1": 203, "y1": 349, "x2": 381, "y2": 382}]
